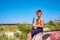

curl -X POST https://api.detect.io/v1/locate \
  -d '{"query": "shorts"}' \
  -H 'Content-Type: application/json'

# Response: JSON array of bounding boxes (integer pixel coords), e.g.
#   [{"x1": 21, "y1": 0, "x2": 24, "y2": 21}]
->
[{"x1": 30, "y1": 27, "x2": 43, "y2": 37}]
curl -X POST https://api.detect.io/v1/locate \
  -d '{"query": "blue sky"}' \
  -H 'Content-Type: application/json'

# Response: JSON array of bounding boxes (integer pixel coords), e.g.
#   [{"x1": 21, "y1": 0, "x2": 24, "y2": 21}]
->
[{"x1": 0, "y1": 0, "x2": 60, "y2": 24}]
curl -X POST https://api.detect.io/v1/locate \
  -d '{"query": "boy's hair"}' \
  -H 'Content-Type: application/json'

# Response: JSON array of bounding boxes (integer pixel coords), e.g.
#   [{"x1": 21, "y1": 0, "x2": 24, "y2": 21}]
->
[{"x1": 36, "y1": 10, "x2": 42, "y2": 15}]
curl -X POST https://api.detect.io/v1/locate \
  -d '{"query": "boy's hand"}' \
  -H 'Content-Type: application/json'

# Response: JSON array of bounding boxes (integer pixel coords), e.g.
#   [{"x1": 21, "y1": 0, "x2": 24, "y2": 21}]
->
[
  {"x1": 34, "y1": 27, "x2": 37, "y2": 29},
  {"x1": 32, "y1": 24, "x2": 37, "y2": 29},
  {"x1": 32, "y1": 24, "x2": 37, "y2": 27}
]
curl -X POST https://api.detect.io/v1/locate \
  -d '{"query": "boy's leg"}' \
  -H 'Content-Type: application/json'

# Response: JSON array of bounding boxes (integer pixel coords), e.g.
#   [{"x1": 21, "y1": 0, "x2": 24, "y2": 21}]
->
[
  {"x1": 27, "y1": 33, "x2": 32, "y2": 40},
  {"x1": 31, "y1": 29, "x2": 41, "y2": 37},
  {"x1": 27, "y1": 29, "x2": 39, "y2": 40},
  {"x1": 27, "y1": 28, "x2": 43, "y2": 40}
]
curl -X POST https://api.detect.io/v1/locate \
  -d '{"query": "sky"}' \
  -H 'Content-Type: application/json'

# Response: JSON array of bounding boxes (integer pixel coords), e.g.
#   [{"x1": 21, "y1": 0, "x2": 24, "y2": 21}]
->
[{"x1": 0, "y1": 0, "x2": 60, "y2": 24}]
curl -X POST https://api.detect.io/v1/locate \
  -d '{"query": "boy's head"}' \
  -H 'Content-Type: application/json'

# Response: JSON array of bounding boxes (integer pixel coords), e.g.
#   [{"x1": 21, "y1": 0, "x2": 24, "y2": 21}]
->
[{"x1": 36, "y1": 10, "x2": 42, "y2": 18}]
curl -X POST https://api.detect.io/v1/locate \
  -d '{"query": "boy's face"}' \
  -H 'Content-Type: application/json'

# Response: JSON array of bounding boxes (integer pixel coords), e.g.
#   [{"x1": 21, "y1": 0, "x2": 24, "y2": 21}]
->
[{"x1": 36, "y1": 12, "x2": 42, "y2": 18}]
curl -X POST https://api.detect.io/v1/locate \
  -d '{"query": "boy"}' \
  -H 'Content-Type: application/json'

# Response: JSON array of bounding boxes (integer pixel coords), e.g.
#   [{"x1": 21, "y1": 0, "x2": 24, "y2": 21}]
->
[{"x1": 27, "y1": 10, "x2": 44, "y2": 40}]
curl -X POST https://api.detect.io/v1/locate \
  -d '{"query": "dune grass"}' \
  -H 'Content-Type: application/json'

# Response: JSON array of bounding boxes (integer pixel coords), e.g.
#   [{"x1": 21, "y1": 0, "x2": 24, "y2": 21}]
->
[{"x1": 0, "y1": 20, "x2": 60, "y2": 40}]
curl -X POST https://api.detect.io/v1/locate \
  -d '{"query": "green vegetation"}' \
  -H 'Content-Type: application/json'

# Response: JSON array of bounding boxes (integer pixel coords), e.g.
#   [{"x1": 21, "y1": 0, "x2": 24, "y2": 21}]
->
[
  {"x1": 17, "y1": 24, "x2": 32, "y2": 40},
  {"x1": 0, "y1": 24, "x2": 32, "y2": 40},
  {"x1": 45, "y1": 20, "x2": 60, "y2": 31},
  {"x1": 0, "y1": 20, "x2": 60, "y2": 40}
]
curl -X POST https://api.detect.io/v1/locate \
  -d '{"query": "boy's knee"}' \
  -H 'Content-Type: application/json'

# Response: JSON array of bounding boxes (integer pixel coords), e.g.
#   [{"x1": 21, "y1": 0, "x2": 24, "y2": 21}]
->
[{"x1": 27, "y1": 33, "x2": 31, "y2": 37}]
